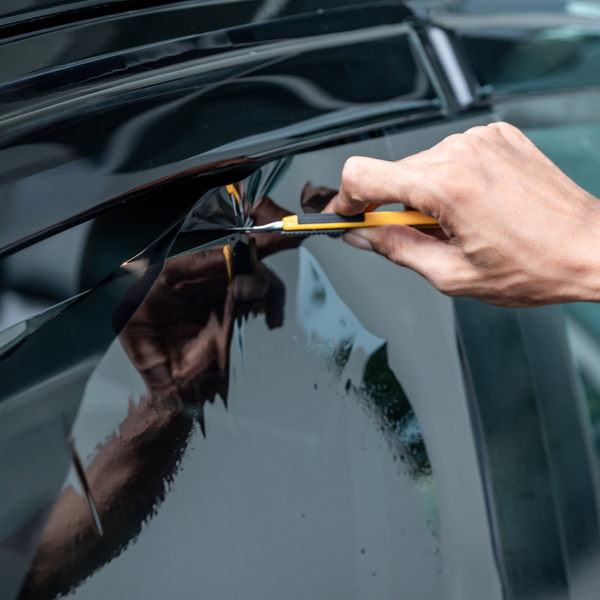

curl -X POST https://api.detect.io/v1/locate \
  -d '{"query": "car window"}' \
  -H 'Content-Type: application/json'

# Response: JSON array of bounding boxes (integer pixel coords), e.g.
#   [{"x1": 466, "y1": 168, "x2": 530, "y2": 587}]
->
[
  {"x1": 455, "y1": 297, "x2": 600, "y2": 600},
  {"x1": 5, "y1": 124, "x2": 502, "y2": 600},
  {"x1": 22, "y1": 143, "x2": 444, "y2": 600},
  {"x1": 428, "y1": 1, "x2": 600, "y2": 98}
]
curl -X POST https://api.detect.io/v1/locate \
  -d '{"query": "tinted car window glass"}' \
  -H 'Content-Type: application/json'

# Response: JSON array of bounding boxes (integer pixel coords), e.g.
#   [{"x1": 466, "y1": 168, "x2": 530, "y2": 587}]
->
[
  {"x1": 456, "y1": 301, "x2": 569, "y2": 599},
  {"x1": 115, "y1": 34, "x2": 438, "y2": 172},
  {"x1": 17, "y1": 151, "x2": 444, "y2": 600},
  {"x1": 0, "y1": 2, "x2": 413, "y2": 86},
  {"x1": 431, "y1": 1, "x2": 600, "y2": 97},
  {"x1": 525, "y1": 115, "x2": 600, "y2": 472},
  {"x1": 455, "y1": 297, "x2": 600, "y2": 599},
  {"x1": 5, "y1": 122, "x2": 505, "y2": 600},
  {"x1": 0, "y1": 0, "x2": 404, "y2": 22},
  {"x1": 461, "y1": 28, "x2": 600, "y2": 96}
]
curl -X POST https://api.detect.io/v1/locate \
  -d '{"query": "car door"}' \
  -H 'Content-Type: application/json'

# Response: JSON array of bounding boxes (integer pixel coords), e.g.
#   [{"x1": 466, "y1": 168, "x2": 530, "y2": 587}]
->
[{"x1": 2, "y1": 2, "x2": 600, "y2": 600}]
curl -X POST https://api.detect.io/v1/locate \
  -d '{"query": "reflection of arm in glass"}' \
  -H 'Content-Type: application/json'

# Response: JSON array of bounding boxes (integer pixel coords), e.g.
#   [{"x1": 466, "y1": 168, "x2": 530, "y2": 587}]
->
[{"x1": 20, "y1": 197, "x2": 303, "y2": 600}]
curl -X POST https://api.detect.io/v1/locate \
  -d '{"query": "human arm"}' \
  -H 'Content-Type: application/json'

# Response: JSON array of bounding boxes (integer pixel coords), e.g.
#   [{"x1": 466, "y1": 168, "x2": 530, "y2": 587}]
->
[{"x1": 327, "y1": 122, "x2": 600, "y2": 307}]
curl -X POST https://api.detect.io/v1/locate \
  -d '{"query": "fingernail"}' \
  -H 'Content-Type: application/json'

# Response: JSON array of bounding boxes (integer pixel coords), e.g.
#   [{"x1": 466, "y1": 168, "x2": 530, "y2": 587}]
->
[{"x1": 343, "y1": 232, "x2": 373, "y2": 252}]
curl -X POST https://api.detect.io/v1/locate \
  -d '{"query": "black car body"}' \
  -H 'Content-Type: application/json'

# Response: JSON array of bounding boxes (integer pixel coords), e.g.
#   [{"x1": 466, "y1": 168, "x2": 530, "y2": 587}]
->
[{"x1": 2, "y1": 1, "x2": 600, "y2": 599}]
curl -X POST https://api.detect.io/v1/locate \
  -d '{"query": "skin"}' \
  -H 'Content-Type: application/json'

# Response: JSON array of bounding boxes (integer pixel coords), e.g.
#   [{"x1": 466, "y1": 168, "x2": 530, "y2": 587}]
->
[{"x1": 326, "y1": 122, "x2": 600, "y2": 307}]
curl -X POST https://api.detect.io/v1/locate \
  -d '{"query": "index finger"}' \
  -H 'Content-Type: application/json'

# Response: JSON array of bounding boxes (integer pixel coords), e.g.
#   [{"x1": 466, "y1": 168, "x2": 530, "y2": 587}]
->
[{"x1": 325, "y1": 156, "x2": 441, "y2": 217}]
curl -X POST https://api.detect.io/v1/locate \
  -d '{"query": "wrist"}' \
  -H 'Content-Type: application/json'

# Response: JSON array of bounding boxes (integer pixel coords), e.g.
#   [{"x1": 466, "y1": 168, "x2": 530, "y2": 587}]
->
[{"x1": 571, "y1": 196, "x2": 600, "y2": 303}]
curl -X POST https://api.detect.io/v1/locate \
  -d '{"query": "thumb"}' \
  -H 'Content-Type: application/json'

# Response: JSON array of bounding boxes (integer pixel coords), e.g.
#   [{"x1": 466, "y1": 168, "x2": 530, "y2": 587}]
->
[{"x1": 343, "y1": 225, "x2": 473, "y2": 296}]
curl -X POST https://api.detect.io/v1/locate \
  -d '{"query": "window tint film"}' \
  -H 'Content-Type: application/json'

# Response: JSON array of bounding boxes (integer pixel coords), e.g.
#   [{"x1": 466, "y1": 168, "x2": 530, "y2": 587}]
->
[
  {"x1": 19, "y1": 157, "x2": 442, "y2": 600},
  {"x1": 0, "y1": 5, "x2": 442, "y2": 257},
  {"x1": 1, "y1": 123, "x2": 502, "y2": 600}
]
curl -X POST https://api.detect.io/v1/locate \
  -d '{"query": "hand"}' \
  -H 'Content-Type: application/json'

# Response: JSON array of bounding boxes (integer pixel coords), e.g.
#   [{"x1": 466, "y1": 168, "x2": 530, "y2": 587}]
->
[{"x1": 326, "y1": 122, "x2": 600, "y2": 307}]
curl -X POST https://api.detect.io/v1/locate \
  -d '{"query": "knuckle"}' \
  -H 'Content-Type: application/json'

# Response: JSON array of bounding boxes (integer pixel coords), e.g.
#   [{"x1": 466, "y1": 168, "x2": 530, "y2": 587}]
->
[
  {"x1": 446, "y1": 132, "x2": 483, "y2": 156},
  {"x1": 489, "y1": 121, "x2": 525, "y2": 143},
  {"x1": 442, "y1": 133, "x2": 463, "y2": 150},
  {"x1": 341, "y1": 156, "x2": 366, "y2": 189},
  {"x1": 490, "y1": 121, "x2": 516, "y2": 135},
  {"x1": 387, "y1": 244, "x2": 405, "y2": 266},
  {"x1": 464, "y1": 125, "x2": 488, "y2": 137},
  {"x1": 429, "y1": 263, "x2": 472, "y2": 297},
  {"x1": 372, "y1": 231, "x2": 401, "y2": 263},
  {"x1": 430, "y1": 271, "x2": 455, "y2": 295},
  {"x1": 466, "y1": 122, "x2": 525, "y2": 146}
]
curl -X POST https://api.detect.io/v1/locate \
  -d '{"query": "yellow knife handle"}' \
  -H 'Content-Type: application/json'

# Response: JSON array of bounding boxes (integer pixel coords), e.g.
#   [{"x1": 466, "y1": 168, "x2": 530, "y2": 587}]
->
[
  {"x1": 282, "y1": 211, "x2": 438, "y2": 231},
  {"x1": 226, "y1": 184, "x2": 242, "y2": 205}
]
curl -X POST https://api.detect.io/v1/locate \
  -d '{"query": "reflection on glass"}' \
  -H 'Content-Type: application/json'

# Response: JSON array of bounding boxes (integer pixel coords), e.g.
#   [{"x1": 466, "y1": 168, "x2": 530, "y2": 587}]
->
[
  {"x1": 20, "y1": 179, "x2": 439, "y2": 599},
  {"x1": 19, "y1": 194, "x2": 301, "y2": 600},
  {"x1": 457, "y1": 14, "x2": 600, "y2": 96},
  {"x1": 297, "y1": 247, "x2": 431, "y2": 480}
]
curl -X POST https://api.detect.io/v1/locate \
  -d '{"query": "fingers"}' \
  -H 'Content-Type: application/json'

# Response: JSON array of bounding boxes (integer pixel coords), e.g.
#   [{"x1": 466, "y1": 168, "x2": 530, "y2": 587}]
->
[
  {"x1": 324, "y1": 156, "x2": 441, "y2": 217},
  {"x1": 326, "y1": 122, "x2": 528, "y2": 218},
  {"x1": 343, "y1": 225, "x2": 474, "y2": 297}
]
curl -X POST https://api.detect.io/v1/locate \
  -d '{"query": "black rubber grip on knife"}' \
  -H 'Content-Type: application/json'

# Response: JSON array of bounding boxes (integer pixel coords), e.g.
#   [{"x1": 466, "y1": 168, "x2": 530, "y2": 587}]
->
[{"x1": 297, "y1": 213, "x2": 365, "y2": 224}]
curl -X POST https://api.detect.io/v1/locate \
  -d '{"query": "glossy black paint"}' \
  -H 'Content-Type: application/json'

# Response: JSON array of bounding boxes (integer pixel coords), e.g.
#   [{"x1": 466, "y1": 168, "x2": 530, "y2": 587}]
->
[
  {"x1": 3, "y1": 1, "x2": 600, "y2": 599},
  {"x1": 0, "y1": 2, "x2": 445, "y2": 259},
  {"x1": 0, "y1": 3, "x2": 416, "y2": 89},
  {"x1": 0, "y1": 0, "x2": 402, "y2": 28}
]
